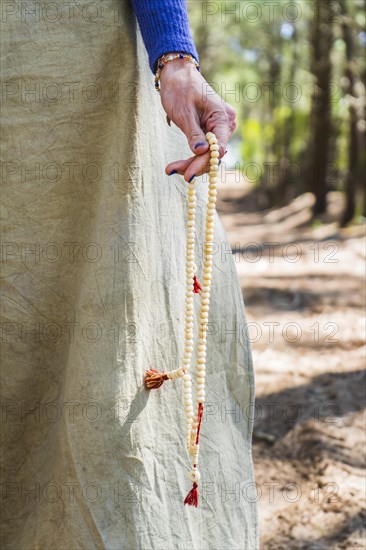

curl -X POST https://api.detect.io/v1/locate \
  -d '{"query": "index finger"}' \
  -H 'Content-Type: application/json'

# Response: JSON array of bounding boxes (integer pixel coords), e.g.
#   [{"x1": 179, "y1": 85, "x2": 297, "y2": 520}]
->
[{"x1": 205, "y1": 105, "x2": 236, "y2": 158}]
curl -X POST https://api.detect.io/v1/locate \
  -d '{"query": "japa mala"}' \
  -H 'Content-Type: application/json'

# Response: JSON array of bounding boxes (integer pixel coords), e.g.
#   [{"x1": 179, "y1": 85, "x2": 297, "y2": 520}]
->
[{"x1": 144, "y1": 131, "x2": 219, "y2": 507}]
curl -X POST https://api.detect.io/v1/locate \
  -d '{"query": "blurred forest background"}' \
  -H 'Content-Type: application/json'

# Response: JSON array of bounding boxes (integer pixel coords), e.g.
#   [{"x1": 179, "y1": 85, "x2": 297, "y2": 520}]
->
[
  {"x1": 188, "y1": 0, "x2": 365, "y2": 226},
  {"x1": 187, "y1": 2, "x2": 365, "y2": 549}
]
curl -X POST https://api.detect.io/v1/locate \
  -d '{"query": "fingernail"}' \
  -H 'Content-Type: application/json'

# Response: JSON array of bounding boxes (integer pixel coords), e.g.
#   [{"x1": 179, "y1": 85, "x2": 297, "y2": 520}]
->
[
  {"x1": 188, "y1": 174, "x2": 196, "y2": 183},
  {"x1": 169, "y1": 170, "x2": 177, "y2": 175},
  {"x1": 194, "y1": 142, "x2": 207, "y2": 149}
]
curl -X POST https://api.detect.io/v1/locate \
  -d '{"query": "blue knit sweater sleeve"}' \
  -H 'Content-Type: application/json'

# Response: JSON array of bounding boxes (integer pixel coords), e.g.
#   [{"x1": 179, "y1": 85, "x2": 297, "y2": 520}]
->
[{"x1": 130, "y1": 0, "x2": 199, "y2": 73}]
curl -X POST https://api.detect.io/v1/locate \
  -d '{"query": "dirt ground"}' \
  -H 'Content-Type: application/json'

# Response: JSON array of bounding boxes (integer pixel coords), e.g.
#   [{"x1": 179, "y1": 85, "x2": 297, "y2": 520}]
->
[{"x1": 217, "y1": 175, "x2": 366, "y2": 550}]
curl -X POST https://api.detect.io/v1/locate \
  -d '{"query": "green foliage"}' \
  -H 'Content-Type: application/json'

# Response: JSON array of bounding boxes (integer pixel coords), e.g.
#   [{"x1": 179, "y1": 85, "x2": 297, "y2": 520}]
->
[
  {"x1": 241, "y1": 119, "x2": 264, "y2": 166},
  {"x1": 188, "y1": 0, "x2": 366, "y2": 214}
]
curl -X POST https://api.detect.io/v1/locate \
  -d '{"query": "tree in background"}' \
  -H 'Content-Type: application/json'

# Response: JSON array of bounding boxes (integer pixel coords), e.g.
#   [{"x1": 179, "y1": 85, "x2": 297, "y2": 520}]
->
[
  {"x1": 188, "y1": 0, "x2": 365, "y2": 225},
  {"x1": 306, "y1": 0, "x2": 334, "y2": 216},
  {"x1": 339, "y1": 0, "x2": 366, "y2": 225}
]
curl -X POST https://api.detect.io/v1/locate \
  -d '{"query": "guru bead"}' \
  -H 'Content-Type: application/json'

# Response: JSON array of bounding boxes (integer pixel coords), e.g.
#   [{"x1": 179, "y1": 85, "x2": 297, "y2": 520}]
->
[{"x1": 188, "y1": 469, "x2": 201, "y2": 483}]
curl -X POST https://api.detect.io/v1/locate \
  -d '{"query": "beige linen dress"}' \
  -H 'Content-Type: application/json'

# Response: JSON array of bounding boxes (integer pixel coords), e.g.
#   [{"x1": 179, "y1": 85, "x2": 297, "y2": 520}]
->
[{"x1": 1, "y1": 1, "x2": 258, "y2": 548}]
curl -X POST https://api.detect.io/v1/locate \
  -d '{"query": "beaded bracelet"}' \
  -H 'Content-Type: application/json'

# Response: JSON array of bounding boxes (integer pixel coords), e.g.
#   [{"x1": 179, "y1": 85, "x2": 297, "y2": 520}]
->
[
  {"x1": 144, "y1": 131, "x2": 220, "y2": 508},
  {"x1": 155, "y1": 52, "x2": 200, "y2": 92}
]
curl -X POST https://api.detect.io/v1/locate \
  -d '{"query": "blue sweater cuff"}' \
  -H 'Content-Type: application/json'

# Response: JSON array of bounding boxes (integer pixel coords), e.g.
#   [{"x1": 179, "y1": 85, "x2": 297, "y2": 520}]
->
[{"x1": 130, "y1": 0, "x2": 199, "y2": 73}]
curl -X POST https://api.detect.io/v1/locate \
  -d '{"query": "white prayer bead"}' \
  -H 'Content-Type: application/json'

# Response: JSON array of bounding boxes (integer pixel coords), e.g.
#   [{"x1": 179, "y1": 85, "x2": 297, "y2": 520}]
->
[
  {"x1": 173, "y1": 133, "x2": 219, "y2": 465},
  {"x1": 188, "y1": 469, "x2": 201, "y2": 483}
]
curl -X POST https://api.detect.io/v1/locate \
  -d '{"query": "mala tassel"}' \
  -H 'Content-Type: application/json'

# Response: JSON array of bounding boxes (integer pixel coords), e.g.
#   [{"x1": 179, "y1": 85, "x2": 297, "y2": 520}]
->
[
  {"x1": 193, "y1": 274, "x2": 202, "y2": 294},
  {"x1": 184, "y1": 482, "x2": 198, "y2": 507},
  {"x1": 184, "y1": 464, "x2": 201, "y2": 507},
  {"x1": 144, "y1": 369, "x2": 169, "y2": 389}
]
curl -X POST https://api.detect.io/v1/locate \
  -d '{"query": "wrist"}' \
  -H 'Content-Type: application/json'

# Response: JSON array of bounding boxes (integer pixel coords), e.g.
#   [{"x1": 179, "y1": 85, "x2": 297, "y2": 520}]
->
[
  {"x1": 160, "y1": 57, "x2": 198, "y2": 82},
  {"x1": 155, "y1": 52, "x2": 200, "y2": 92}
]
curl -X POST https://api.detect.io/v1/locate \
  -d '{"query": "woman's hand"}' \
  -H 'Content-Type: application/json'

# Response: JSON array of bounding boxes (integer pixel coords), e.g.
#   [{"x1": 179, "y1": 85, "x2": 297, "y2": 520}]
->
[{"x1": 159, "y1": 55, "x2": 236, "y2": 182}]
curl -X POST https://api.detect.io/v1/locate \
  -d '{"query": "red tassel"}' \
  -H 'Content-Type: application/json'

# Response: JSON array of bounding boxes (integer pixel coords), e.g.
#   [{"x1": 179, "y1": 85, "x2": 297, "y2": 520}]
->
[
  {"x1": 144, "y1": 369, "x2": 169, "y2": 389},
  {"x1": 193, "y1": 274, "x2": 202, "y2": 294},
  {"x1": 184, "y1": 482, "x2": 199, "y2": 507}
]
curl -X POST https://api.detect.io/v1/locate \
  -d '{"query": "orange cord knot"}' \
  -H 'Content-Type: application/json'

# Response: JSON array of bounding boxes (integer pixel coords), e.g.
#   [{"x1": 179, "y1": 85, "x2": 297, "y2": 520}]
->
[
  {"x1": 144, "y1": 369, "x2": 169, "y2": 389},
  {"x1": 193, "y1": 274, "x2": 202, "y2": 294}
]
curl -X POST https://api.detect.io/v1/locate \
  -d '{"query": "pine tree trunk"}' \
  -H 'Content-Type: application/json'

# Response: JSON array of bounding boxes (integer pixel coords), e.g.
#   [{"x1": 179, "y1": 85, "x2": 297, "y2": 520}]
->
[
  {"x1": 340, "y1": 0, "x2": 359, "y2": 226},
  {"x1": 306, "y1": 0, "x2": 334, "y2": 216},
  {"x1": 275, "y1": 20, "x2": 298, "y2": 206}
]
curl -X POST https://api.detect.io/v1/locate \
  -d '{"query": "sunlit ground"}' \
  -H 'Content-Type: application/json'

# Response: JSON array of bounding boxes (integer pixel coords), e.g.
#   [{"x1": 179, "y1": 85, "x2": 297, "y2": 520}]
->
[{"x1": 218, "y1": 173, "x2": 366, "y2": 550}]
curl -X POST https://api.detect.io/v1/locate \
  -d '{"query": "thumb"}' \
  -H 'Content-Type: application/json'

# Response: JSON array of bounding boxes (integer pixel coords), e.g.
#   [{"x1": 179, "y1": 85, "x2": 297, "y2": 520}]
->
[{"x1": 183, "y1": 110, "x2": 209, "y2": 155}]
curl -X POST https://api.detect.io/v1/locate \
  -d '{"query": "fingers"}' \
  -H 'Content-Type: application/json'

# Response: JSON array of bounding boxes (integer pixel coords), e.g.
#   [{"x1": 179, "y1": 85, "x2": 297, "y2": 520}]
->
[
  {"x1": 183, "y1": 152, "x2": 211, "y2": 182},
  {"x1": 165, "y1": 157, "x2": 194, "y2": 177},
  {"x1": 205, "y1": 104, "x2": 236, "y2": 158},
  {"x1": 180, "y1": 108, "x2": 209, "y2": 156},
  {"x1": 165, "y1": 103, "x2": 236, "y2": 182},
  {"x1": 166, "y1": 152, "x2": 212, "y2": 182}
]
